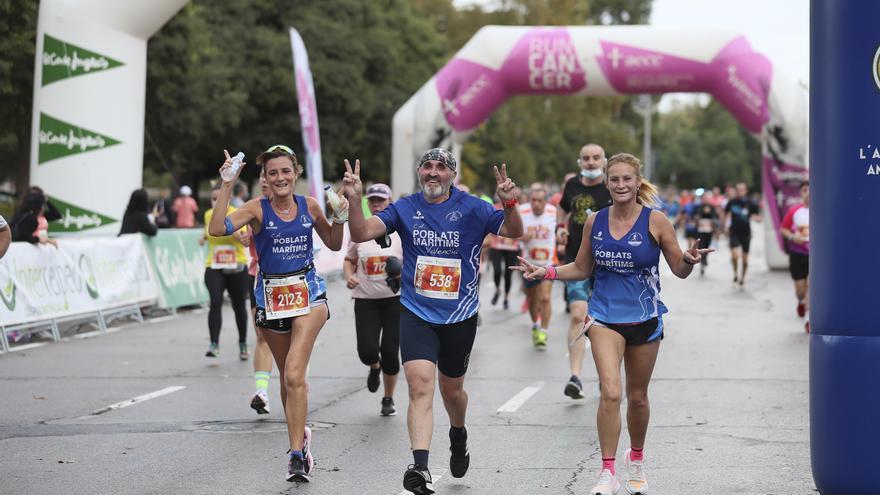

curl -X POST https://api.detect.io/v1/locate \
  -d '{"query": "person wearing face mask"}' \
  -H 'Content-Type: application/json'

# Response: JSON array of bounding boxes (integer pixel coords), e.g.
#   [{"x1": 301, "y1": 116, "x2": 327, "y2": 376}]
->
[
  {"x1": 200, "y1": 183, "x2": 251, "y2": 360},
  {"x1": 556, "y1": 143, "x2": 613, "y2": 401}
]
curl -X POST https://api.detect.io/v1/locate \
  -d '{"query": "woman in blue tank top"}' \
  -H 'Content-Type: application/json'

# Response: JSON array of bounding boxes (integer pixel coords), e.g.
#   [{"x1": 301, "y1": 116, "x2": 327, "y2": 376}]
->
[
  {"x1": 208, "y1": 145, "x2": 348, "y2": 483},
  {"x1": 515, "y1": 153, "x2": 712, "y2": 495}
]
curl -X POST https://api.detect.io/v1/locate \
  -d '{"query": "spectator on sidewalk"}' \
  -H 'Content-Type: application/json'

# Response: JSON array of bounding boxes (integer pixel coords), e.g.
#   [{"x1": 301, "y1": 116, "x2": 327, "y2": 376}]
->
[
  {"x1": 119, "y1": 189, "x2": 159, "y2": 237},
  {"x1": 153, "y1": 188, "x2": 175, "y2": 228},
  {"x1": 9, "y1": 191, "x2": 58, "y2": 248},
  {"x1": 173, "y1": 185, "x2": 199, "y2": 228}
]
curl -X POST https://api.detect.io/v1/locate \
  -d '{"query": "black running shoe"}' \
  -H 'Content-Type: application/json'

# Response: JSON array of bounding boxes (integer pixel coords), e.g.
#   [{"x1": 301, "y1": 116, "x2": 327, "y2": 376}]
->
[
  {"x1": 449, "y1": 428, "x2": 470, "y2": 478},
  {"x1": 287, "y1": 455, "x2": 309, "y2": 482},
  {"x1": 381, "y1": 396, "x2": 396, "y2": 416},
  {"x1": 205, "y1": 343, "x2": 219, "y2": 358},
  {"x1": 367, "y1": 367, "x2": 381, "y2": 393},
  {"x1": 403, "y1": 464, "x2": 434, "y2": 494},
  {"x1": 250, "y1": 391, "x2": 270, "y2": 415},
  {"x1": 564, "y1": 375, "x2": 585, "y2": 399}
]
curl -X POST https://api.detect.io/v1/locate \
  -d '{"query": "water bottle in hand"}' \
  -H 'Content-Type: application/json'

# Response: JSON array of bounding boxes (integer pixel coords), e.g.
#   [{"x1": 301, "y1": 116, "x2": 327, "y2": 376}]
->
[
  {"x1": 324, "y1": 185, "x2": 348, "y2": 222},
  {"x1": 221, "y1": 152, "x2": 245, "y2": 182}
]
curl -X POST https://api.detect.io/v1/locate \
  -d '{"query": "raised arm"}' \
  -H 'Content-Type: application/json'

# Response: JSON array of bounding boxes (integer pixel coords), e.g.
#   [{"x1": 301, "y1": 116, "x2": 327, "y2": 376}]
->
[
  {"x1": 494, "y1": 164, "x2": 523, "y2": 238},
  {"x1": 208, "y1": 150, "x2": 258, "y2": 237},
  {"x1": 342, "y1": 159, "x2": 388, "y2": 242}
]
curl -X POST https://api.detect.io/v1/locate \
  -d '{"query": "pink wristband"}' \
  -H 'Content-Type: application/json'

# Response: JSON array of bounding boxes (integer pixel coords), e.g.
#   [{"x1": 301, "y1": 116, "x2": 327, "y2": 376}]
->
[{"x1": 543, "y1": 265, "x2": 557, "y2": 280}]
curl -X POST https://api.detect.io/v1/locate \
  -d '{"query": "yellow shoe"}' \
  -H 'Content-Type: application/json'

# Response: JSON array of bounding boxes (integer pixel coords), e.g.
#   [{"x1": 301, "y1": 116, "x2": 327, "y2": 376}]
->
[{"x1": 531, "y1": 327, "x2": 547, "y2": 347}]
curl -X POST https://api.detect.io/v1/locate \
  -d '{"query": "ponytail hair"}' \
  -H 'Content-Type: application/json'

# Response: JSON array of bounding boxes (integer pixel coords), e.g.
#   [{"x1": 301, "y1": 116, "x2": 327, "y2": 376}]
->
[{"x1": 605, "y1": 153, "x2": 661, "y2": 209}]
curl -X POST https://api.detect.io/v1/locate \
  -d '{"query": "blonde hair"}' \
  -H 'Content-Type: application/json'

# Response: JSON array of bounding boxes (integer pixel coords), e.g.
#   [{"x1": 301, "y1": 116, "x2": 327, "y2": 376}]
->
[{"x1": 605, "y1": 153, "x2": 661, "y2": 208}]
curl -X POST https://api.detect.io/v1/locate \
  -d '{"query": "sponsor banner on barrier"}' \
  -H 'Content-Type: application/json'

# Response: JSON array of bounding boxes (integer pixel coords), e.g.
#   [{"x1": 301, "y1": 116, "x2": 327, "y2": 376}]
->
[
  {"x1": 0, "y1": 235, "x2": 157, "y2": 327},
  {"x1": 142, "y1": 229, "x2": 209, "y2": 309}
]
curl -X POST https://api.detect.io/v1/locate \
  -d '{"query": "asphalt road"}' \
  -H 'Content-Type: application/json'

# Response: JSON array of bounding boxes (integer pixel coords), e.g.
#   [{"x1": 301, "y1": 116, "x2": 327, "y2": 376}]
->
[{"x1": 0, "y1": 231, "x2": 815, "y2": 494}]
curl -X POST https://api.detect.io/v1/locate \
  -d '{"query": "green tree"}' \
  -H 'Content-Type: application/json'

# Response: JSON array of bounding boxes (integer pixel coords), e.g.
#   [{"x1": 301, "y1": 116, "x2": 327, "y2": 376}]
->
[
  {"x1": 144, "y1": 0, "x2": 447, "y2": 193},
  {"x1": 0, "y1": 0, "x2": 39, "y2": 194},
  {"x1": 653, "y1": 99, "x2": 761, "y2": 190}
]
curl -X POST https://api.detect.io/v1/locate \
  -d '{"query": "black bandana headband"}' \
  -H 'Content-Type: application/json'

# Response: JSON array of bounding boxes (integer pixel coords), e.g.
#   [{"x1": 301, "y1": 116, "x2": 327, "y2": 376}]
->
[{"x1": 417, "y1": 148, "x2": 457, "y2": 172}]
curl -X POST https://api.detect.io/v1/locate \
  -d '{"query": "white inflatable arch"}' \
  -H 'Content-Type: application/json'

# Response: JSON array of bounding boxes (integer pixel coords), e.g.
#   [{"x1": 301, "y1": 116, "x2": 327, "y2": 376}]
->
[{"x1": 392, "y1": 25, "x2": 808, "y2": 267}]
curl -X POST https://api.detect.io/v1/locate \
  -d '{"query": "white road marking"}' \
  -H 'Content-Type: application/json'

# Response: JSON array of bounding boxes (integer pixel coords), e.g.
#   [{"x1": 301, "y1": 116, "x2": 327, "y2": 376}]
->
[
  {"x1": 80, "y1": 386, "x2": 186, "y2": 418},
  {"x1": 496, "y1": 381, "x2": 544, "y2": 413}
]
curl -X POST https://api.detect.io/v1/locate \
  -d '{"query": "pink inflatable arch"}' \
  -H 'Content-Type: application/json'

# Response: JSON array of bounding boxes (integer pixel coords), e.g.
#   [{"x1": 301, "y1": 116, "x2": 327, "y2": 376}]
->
[{"x1": 392, "y1": 25, "x2": 807, "y2": 267}]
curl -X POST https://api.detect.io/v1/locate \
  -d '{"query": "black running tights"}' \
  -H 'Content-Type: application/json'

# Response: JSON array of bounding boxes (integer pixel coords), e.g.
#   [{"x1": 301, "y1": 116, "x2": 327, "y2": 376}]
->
[
  {"x1": 491, "y1": 249, "x2": 518, "y2": 295},
  {"x1": 204, "y1": 268, "x2": 249, "y2": 345}
]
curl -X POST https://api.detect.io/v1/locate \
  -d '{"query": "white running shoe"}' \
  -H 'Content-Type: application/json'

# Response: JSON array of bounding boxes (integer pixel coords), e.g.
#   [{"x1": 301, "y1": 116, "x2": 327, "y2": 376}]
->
[
  {"x1": 624, "y1": 448, "x2": 648, "y2": 494},
  {"x1": 590, "y1": 468, "x2": 620, "y2": 495}
]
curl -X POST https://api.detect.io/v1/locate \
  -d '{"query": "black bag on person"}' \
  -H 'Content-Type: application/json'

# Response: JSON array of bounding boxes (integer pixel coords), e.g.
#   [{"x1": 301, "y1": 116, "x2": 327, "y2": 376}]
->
[{"x1": 385, "y1": 256, "x2": 402, "y2": 294}]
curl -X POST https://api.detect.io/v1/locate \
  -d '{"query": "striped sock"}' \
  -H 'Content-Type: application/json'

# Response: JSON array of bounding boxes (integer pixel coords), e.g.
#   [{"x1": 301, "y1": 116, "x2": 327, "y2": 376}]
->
[{"x1": 255, "y1": 371, "x2": 270, "y2": 394}]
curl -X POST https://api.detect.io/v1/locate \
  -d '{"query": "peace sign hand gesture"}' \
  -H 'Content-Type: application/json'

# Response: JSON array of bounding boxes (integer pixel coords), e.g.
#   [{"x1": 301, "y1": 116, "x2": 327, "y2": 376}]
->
[
  {"x1": 683, "y1": 239, "x2": 714, "y2": 265},
  {"x1": 342, "y1": 159, "x2": 363, "y2": 199},
  {"x1": 510, "y1": 256, "x2": 546, "y2": 281},
  {"x1": 493, "y1": 163, "x2": 517, "y2": 203}
]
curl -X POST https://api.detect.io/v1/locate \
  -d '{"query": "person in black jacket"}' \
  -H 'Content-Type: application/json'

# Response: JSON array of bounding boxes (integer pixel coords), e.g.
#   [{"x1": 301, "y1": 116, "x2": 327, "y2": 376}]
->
[
  {"x1": 119, "y1": 189, "x2": 159, "y2": 237},
  {"x1": 9, "y1": 191, "x2": 57, "y2": 247},
  {"x1": 28, "y1": 186, "x2": 62, "y2": 222}
]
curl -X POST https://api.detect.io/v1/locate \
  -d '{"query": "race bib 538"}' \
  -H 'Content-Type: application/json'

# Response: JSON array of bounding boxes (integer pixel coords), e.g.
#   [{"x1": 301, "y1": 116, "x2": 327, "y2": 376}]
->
[{"x1": 414, "y1": 256, "x2": 461, "y2": 300}]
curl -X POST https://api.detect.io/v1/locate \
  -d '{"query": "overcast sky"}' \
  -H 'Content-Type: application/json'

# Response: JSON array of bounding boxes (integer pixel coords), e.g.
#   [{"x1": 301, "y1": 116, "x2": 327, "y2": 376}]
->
[{"x1": 651, "y1": 0, "x2": 809, "y2": 86}]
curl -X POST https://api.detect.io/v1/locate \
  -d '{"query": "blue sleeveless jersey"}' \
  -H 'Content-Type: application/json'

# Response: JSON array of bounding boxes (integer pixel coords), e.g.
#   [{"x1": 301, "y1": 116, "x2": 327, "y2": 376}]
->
[
  {"x1": 375, "y1": 186, "x2": 504, "y2": 324},
  {"x1": 252, "y1": 196, "x2": 326, "y2": 308},
  {"x1": 588, "y1": 207, "x2": 667, "y2": 335}
]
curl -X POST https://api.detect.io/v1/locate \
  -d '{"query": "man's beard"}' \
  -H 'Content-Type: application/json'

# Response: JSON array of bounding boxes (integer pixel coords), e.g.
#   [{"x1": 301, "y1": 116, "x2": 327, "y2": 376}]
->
[{"x1": 421, "y1": 179, "x2": 451, "y2": 199}]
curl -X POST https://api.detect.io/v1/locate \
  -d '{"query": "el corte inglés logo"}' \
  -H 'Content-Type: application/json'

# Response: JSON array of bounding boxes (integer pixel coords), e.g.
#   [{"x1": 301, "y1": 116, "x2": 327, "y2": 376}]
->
[
  {"x1": 42, "y1": 34, "x2": 123, "y2": 86},
  {"x1": 47, "y1": 196, "x2": 117, "y2": 233},
  {"x1": 38, "y1": 113, "x2": 121, "y2": 164}
]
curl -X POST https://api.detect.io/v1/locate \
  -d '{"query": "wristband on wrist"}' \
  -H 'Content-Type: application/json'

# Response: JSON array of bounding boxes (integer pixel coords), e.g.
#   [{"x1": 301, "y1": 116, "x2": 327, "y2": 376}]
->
[
  {"x1": 556, "y1": 223, "x2": 566, "y2": 230},
  {"x1": 543, "y1": 265, "x2": 558, "y2": 280},
  {"x1": 224, "y1": 217, "x2": 235, "y2": 236},
  {"x1": 503, "y1": 198, "x2": 517, "y2": 209}
]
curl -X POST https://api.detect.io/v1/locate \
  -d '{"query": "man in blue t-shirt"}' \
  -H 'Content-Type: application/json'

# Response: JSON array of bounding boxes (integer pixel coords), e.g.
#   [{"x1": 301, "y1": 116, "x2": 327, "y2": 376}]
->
[{"x1": 343, "y1": 148, "x2": 523, "y2": 494}]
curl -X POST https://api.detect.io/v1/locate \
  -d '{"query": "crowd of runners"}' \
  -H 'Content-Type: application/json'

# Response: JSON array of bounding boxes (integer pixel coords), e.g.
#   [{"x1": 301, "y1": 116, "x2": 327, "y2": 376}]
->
[{"x1": 189, "y1": 139, "x2": 808, "y2": 495}]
